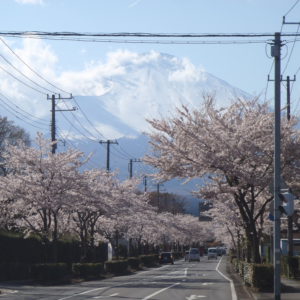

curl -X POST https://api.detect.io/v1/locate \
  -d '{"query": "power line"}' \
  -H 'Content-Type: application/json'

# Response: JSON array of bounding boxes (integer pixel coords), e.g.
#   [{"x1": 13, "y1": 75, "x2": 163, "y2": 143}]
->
[
  {"x1": 0, "y1": 92, "x2": 49, "y2": 125},
  {"x1": 282, "y1": 24, "x2": 300, "y2": 75},
  {"x1": 0, "y1": 38, "x2": 70, "y2": 95},
  {"x1": 0, "y1": 36, "x2": 274, "y2": 45},
  {"x1": 2, "y1": 31, "x2": 300, "y2": 45},
  {"x1": 0, "y1": 63, "x2": 47, "y2": 95},
  {"x1": 0, "y1": 53, "x2": 56, "y2": 94},
  {"x1": 0, "y1": 97, "x2": 46, "y2": 130},
  {"x1": 283, "y1": 0, "x2": 300, "y2": 17},
  {"x1": 0, "y1": 31, "x2": 282, "y2": 37},
  {"x1": 72, "y1": 96, "x2": 105, "y2": 138}
]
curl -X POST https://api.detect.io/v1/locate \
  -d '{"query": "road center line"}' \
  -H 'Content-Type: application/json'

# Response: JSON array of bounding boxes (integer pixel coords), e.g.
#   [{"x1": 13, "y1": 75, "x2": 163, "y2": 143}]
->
[
  {"x1": 141, "y1": 282, "x2": 180, "y2": 300},
  {"x1": 57, "y1": 287, "x2": 107, "y2": 300},
  {"x1": 216, "y1": 256, "x2": 237, "y2": 300},
  {"x1": 154, "y1": 267, "x2": 188, "y2": 278}
]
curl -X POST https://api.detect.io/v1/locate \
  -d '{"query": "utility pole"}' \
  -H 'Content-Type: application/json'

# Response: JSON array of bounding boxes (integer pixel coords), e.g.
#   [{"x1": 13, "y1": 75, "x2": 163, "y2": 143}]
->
[
  {"x1": 157, "y1": 183, "x2": 160, "y2": 210},
  {"x1": 282, "y1": 75, "x2": 296, "y2": 258},
  {"x1": 47, "y1": 94, "x2": 75, "y2": 154},
  {"x1": 99, "y1": 140, "x2": 118, "y2": 171},
  {"x1": 128, "y1": 158, "x2": 142, "y2": 179},
  {"x1": 281, "y1": 75, "x2": 295, "y2": 121},
  {"x1": 143, "y1": 175, "x2": 147, "y2": 192},
  {"x1": 272, "y1": 32, "x2": 282, "y2": 300}
]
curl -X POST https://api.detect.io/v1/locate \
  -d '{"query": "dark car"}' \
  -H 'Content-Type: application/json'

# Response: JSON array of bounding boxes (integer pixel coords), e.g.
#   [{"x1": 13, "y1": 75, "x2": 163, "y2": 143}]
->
[{"x1": 159, "y1": 252, "x2": 174, "y2": 264}]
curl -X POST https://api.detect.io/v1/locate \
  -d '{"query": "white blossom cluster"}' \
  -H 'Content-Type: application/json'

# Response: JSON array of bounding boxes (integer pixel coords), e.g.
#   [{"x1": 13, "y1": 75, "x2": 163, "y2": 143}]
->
[{"x1": 0, "y1": 133, "x2": 211, "y2": 251}]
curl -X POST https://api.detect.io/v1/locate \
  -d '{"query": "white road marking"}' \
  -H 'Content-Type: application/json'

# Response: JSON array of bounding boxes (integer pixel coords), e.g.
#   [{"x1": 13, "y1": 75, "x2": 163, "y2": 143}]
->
[
  {"x1": 0, "y1": 290, "x2": 18, "y2": 297},
  {"x1": 57, "y1": 287, "x2": 107, "y2": 300},
  {"x1": 186, "y1": 295, "x2": 207, "y2": 300},
  {"x1": 155, "y1": 268, "x2": 188, "y2": 278},
  {"x1": 201, "y1": 282, "x2": 213, "y2": 286},
  {"x1": 216, "y1": 256, "x2": 237, "y2": 300},
  {"x1": 93, "y1": 293, "x2": 119, "y2": 299},
  {"x1": 142, "y1": 282, "x2": 180, "y2": 300}
]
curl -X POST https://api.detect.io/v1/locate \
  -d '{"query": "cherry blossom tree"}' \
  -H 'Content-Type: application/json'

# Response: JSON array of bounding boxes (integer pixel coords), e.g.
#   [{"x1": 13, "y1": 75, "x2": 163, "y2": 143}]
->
[
  {"x1": 0, "y1": 116, "x2": 30, "y2": 176},
  {"x1": 0, "y1": 133, "x2": 88, "y2": 260},
  {"x1": 68, "y1": 169, "x2": 118, "y2": 261},
  {"x1": 145, "y1": 97, "x2": 300, "y2": 263}
]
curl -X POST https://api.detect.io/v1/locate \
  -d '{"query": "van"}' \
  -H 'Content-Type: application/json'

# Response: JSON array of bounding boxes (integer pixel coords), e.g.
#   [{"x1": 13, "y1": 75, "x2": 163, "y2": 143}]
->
[
  {"x1": 187, "y1": 248, "x2": 200, "y2": 262},
  {"x1": 207, "y1": 247, "x2": 218, "y2": 260}
]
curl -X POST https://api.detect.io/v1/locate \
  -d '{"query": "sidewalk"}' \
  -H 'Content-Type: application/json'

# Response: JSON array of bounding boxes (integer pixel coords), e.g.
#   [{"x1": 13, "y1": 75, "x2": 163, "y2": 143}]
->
[
  {"x1": 251, "y1": 277, "x2": 300, "y2": 300},
  {"x1": 225, "y1": 256, "x2": 300, "y2": 300}
]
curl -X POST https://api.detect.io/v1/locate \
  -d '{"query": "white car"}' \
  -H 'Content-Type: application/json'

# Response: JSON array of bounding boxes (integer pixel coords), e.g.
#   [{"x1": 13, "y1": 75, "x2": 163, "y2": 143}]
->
[
  {"x1": 207, "y1": 247, "x2": 218, "y2": 260},
  {"x1": 187, "y1": 248, "x2": 200, "y2": 262}
]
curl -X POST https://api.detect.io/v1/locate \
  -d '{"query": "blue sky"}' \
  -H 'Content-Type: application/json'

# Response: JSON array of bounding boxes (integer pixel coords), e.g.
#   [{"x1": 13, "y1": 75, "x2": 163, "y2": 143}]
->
[
  {"x1": 1, "y1": 0, "x2": 299, "y2": 97},
  {"x1": 0, "y1": 0, "x2": 300, "y2": 140},
  {"x1": 0, "y1": 0, "x2": 299, "y2": 183}
]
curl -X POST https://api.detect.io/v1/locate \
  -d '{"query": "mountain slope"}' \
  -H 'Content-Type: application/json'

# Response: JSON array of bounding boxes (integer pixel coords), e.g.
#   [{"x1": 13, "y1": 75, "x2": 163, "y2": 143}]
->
[{"x1": 61, "y1": 51, "x2": 250, "y2": 139}]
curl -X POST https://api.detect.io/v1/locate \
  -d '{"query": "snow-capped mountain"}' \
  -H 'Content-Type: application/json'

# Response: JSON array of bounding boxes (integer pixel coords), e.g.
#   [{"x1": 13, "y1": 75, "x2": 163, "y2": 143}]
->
[
  {"x1": 49, "y1": 51, "x2": 250, "y2": 196},
  {"x1": 5, "y1": 50, "x2": 250, "y2": 197},
  {"x1": 59, "y1": 51, "x2": 249, "y2": 140}
]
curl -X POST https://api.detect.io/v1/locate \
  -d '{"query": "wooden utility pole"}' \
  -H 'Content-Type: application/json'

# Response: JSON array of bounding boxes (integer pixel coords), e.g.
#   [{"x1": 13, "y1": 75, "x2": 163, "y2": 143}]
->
[
  {"x1": 47, "y1": 94, "x2": 75, "y2": 154},
  {"x1": 128, "y1": 158, "x2": 142, "y2": 178},
  {"x1": 99, "y1": 140, "x2": 118, "y2": 171}
]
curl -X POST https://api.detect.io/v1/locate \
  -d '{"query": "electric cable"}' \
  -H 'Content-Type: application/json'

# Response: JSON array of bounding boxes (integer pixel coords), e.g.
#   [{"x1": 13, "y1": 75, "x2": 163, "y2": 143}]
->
[
  {"x1": 0, "y1": 37, "x2": 70, "y2": 95},
  {"x1": 0, "y1": 53, "x2": 56, "y2": 94},
  {"x1": 0, "y1": 97, "x2": 46, "y2": 130},
  {"x1": 284, "y1": 0, "x2": 300, "y2": 17},
  {"x1": 72, "y1": 96, "x2": 106, "y2": 138},
  {"x1": 282, "y1": 24, "x2": 300, "y2": 75},
  {"x1": 0, "y1": 35, "x2": 275, "y2": 45},
  {"x1": 0, "y1": 63, "x2": 47, "y2": 95},
  {"x1": 0, "y1": 92, "x2": 49, "y2": 125}
]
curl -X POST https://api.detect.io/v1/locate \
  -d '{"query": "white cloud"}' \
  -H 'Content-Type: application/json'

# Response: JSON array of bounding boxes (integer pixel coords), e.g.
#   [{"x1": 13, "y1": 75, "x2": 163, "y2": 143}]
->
[
  {"x1": 15, "y1": 0, "x2": 44, "y2": 4},
  {"x1": 94, "y1": 123, "x2": 124, "y2": 139},
  {"x1": 0, "y1": 39, "x2": 245, "y2": 141},
  {"x1": 129, "y1": 0, "x2": 143, "y2": 8},
  {"x1": 168, "y1": 57, "x2": 206, "y2": 82}
]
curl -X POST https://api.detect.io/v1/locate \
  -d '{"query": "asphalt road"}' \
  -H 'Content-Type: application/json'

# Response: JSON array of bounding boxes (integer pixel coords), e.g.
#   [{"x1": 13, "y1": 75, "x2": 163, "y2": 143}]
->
[{"x1": 0, "y1": 256, "x2": 236, "y2": 300}]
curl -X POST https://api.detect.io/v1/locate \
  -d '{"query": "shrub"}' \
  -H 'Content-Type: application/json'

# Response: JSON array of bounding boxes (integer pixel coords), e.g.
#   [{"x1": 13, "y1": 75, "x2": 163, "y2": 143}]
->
[
  {"x1": 231, "y1": 257, "x2": 238, "y2": 272},
  {"x1": 231, "y1": 259, "x2": 273, "y2": 291},
  {"x1": 0, "y1": 262, "x2": 31, "y2": 281},
  {"x1": 251, "y1": 264, "x2": 273, "y2": 291},
  {"x1": 139, "y1": 254, "x2": 158, "y2": 267},
  {"x1": 105, "y1": 260, "x2": 128, "y2": 275},
  {"x1": 0, "y1": 231, "x2": 43, "y2": 264},
  {"x1": 172, "y1": 252, "x2": 182, "y2": 260},
  {"x1": 72, "y1": 263, "x2": 105, "y2": 279},
  {"x1": 281, "y1": 256, "x2": 299, "y2": 279},
  {"x1": 127, "y1": 257, "x2": 141, "y2": 270},
  {"x1": 31, "y1": 263, "x2": 71, "y2": 283}
]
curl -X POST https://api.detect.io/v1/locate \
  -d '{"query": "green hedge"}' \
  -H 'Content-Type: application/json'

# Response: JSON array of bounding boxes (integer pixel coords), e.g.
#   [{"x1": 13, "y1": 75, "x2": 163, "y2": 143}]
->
[
  {"x1": 105, "y1": 260, "x2": 128, "y2": 275},
  {"x1": 0, "y1": 231, "x2": 109, "y2": 264},
  {"x1": 281, "y1": 256, "x2": 300, "y2": 279},
  {"x1": 244, "y1": 263, "x2": 274, "y2": 291},
  {"x1": 72, "y1": 263, "x2": 105, "y2": 279},
  {"x1": 127, "y1": 257, "x2": 141, "y2": 270},
  {"x1": 0, "y1": 233, "x2": 43, "y2": 263},
  {"x1": 139, "y1": 254, "x2": 158, "y2": 267},
  {"x1": 172, "y1": 252, "x2": 182, "y2": 259},
  {"x1": 0, "y1": 262, "x2": 31, "y2": 281},
  {"x1": 31, "y1": 263, "x2": 71, "y2": 283},
  {"x1": 231, "y1": 259, "x2": 273, "y2": 291}
]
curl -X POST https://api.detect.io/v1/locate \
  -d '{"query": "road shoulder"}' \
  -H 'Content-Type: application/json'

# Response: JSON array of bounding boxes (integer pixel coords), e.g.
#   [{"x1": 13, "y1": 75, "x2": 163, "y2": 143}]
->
[{"x1": 223, "y1": 256, "x2": 254, "y2": 300}]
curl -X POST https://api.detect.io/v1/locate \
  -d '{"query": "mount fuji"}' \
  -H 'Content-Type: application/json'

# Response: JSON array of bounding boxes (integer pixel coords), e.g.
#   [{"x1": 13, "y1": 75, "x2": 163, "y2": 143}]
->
[
  {"x1": 8, "y1": 50, "x2": 249, "y2": 205},
  {"x1": 49, "y1": 51, "x2": 250, "y2": 203},
  {"x1": 58, "y1": 51, "x2": 249, "y2": 140}
]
